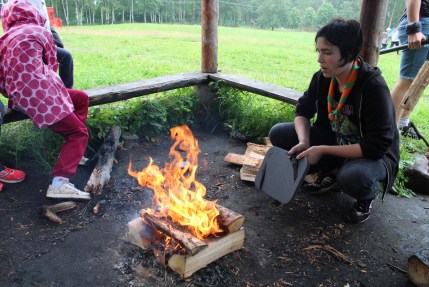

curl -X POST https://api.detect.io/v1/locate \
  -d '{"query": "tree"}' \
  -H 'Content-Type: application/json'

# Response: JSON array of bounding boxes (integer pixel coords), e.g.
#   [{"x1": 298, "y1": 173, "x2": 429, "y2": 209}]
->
[
  {"x1": 289, "y1": 7, "x2": 302, "y2": 29},
  {"x1": 302, "y1": 7, "x2": 316, "y2": 30},
  {"x1": 316, "y1": 2, "x2": 336, "y2": 28}
]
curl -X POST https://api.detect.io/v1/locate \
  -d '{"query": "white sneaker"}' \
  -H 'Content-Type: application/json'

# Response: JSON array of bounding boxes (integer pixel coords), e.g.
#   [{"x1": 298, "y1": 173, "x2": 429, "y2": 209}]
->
[
  {"x1": 46, "y1": 182, "x2": 91, "y2": 200},
  {"x1": 79, "y1": 156, "x2": 89, "y2": 165}
]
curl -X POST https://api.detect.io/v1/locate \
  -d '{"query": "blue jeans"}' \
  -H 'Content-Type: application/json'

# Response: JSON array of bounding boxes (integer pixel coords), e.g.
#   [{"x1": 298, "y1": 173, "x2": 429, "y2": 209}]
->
[
  {"x1": 56, "y1": 47, "x2": 74, "y2": 88},
  {"x1": 398, "y1": 17, "x2": 429, "y2": 80},
  {"x1": 269, "y1": 122, "x2": 387, "y2": 200}
]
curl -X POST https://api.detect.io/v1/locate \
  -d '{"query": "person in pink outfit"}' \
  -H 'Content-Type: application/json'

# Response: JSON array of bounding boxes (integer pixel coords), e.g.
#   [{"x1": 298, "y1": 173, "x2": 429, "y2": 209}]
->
[{"x1": 0, "y1": 0, "x2": 90, "y2": 200}]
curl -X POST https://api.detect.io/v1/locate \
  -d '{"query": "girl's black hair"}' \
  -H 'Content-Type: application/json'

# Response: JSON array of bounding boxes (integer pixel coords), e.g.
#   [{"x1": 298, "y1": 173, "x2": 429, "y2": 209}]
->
[{"x1": 315, "y1": 18, "x2": 363, "y2": 66}]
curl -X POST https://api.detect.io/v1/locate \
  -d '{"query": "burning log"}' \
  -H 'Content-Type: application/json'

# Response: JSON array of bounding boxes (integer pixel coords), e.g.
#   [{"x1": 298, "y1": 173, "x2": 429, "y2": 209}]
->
[
  {"x1": 42, "y1": 201, "x2": 77, "y2": 224},
  {"x1": 216, "y1": 204, "x2": 244, "y2": 233},
  {"x1": 84, "y1": 126, "x2": 121, "y2": 195},
  {"x1": 141, "y1": 210, "x2": 208, "y2": 256}
]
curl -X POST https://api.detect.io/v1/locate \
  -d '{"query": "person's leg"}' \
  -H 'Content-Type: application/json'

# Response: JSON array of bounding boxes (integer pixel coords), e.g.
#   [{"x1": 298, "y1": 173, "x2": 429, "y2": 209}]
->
[
  {"x1": 391, "y1": 78, "x2": 412, "y2": 123},
  {"x1": 50, "y1": 113, "x2": 88, "y2": 178},
  {"x1": 67, "y1": 89, "x2": 88, "y2": 124},
  {"x1": 269, "y1": 122, "x2": 337, "y2": 150},
  {"x1": 56, "y1": 47, "x2": 74, "y2": 89},
  {"x1": 336, "y1": 158, "x2": 386, "y2": 223},
  {"x1": 46, "y1": 112, "x2": 90, "y2": 199},
  {"x1": 269, "y1": 122, "x2": 343, "y2": 192},
  {"x1": 394, "y1": 18, "x2": 429, "y2": 126}
]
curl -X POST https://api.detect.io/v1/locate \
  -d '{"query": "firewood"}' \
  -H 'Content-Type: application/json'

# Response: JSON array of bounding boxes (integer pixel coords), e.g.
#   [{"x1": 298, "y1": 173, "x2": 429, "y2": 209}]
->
[
  {"x1": 168, "y1": 228, "x2": 245, "y2": 278},
  {"x1": 84, "y1": 126, "x2": 121, "y2": 195},
  {"x1": 216, "y1": 204, "x2": 245, "y2": 233},
  {"x1": 42, "y1": 201, "x2": 77, "y2": 224},
  {"x1": 224, "y1": 153, "x2": 262, "y2": 167},
  {"x1": 408, "y1": 249, "x2": 429, "y2": 287},
  {"x1": 127, "y1": 217, "x2": 153, "y2": 250},
  {"x1": 141, "y1": 210, "x2": 208, "y2": 256}
]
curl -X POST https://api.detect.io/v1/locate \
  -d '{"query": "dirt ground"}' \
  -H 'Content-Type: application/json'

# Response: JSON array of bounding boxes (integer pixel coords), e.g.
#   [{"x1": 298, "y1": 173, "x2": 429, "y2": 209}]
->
[{"x1": 0, "y1": 126, "x2": 428, "y2": 287}]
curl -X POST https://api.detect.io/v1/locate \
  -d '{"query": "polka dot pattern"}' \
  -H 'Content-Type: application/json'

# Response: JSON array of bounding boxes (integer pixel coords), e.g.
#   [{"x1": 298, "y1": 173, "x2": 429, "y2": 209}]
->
[{"x1": 0, "y1": 0, "x2": 73, "y2": 128}]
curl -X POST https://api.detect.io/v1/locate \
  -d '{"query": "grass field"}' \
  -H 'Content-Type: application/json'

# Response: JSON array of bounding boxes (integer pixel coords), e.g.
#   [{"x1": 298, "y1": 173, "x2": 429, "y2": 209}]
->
[{"x1": 63, "y1": 23, "x2": 427, "y2": 127}]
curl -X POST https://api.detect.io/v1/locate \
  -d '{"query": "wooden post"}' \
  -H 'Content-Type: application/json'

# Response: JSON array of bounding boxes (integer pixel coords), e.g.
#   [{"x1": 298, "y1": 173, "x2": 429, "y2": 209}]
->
[
  {"x1": 201, "y1": 0, "x2": 218, "y2": 73},
  {"x1": 359, "y1": 0, "x2": 389, "y2": 66}
]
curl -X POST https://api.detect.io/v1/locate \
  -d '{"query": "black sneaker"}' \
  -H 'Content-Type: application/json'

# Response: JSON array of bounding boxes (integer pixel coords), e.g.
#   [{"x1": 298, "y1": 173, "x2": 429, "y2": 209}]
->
[
  {"x1": 399, "y1": 122, "x2": 418, "y2": 139},
  {"x1": 347, "y1": 199, "x2": 373, "y2": 224},
  {"x1": 302, "y1": 172, "x2": 338, "y2": 195}
]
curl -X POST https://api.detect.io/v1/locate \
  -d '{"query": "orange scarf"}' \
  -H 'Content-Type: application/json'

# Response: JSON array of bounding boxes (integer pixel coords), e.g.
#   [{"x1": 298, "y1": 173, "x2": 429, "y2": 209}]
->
[{"x1": 327, "y1": 59, "x2": 361, "y2": 121}]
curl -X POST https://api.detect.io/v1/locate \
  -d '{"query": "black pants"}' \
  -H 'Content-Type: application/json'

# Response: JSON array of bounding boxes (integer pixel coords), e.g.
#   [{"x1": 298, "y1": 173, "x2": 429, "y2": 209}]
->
[
  {"x1": 268, "y1": 122, "x2": 386, "y2": 200},
  {"x1": 56, "y1": 47, "x2": 74, "y2": 88}
]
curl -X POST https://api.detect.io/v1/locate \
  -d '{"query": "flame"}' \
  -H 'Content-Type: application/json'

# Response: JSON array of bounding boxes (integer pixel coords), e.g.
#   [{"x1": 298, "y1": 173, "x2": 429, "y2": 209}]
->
[{"x1": 128, "y1": 125, "x2": 223, "y2": 240}]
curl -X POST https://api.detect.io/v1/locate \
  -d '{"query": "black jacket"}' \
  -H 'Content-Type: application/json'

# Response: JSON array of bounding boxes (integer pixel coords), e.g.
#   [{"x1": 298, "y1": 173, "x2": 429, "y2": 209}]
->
[{"x1": 295, "y1": 58, "x2": 400, "y2": 193}]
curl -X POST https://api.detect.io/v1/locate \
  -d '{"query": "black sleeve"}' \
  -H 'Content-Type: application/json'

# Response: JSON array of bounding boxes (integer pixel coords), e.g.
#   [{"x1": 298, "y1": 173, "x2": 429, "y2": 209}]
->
[
  {"x1": 295, "y1": 72, "x2": 319, "y2": 120},
  {"x1": 50, "y1": 27, "x2": 64, "y2": 48},
  {"x1": 359, "y1": 76, "x2": 396, "y2": 159}
]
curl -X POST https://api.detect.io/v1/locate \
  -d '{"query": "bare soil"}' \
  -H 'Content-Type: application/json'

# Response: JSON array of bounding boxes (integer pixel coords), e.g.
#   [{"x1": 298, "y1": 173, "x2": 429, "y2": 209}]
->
[{"x1": 0, "y1": 126, "x2": 428, "y2": 287}]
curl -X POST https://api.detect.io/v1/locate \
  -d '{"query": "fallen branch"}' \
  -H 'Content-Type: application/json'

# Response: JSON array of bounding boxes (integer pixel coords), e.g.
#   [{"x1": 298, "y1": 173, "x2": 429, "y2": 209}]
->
[
  {"x1": 84, "y1": 126, "x2": 121, "y2": 195},
  {"x1": 42, "y1": 201, "x2": 77, "y2": 224}
]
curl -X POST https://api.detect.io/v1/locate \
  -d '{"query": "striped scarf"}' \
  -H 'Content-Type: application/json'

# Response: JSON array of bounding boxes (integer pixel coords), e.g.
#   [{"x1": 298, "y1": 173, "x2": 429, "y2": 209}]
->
[{"x1": 327, "y1": 59, "x2": 361, "y2": 121}]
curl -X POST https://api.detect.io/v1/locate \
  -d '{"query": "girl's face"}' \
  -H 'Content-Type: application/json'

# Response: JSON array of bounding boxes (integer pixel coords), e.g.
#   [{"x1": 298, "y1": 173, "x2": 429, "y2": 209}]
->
[{"x1": 316, "y1": 37, "x2": 350, "y2": 79}]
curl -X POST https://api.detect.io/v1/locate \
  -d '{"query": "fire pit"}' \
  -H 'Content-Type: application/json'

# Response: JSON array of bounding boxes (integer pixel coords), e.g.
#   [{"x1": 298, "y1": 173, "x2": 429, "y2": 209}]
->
[{"x1": 127, "y1": 125, "x2": 245, "y2": 278}]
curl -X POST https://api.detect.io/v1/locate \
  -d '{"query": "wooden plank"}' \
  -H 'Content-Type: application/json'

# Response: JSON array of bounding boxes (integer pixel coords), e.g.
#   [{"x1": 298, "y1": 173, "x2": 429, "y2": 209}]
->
[
  {"x1": 224, "y1": 153, "x2": 261, "y2": 167},
  {"x1": 2, "y1": 72, "x2": 300, "y2": 124},
  {"x1": 208, "y1": 73, "x2": 301, "y2": 105},
  {"x1": 87, "y1": 71, "x2": 209, "y2": 106},
  {"x1": 245, "y1": 143, "x2": 271, "y2": 156},
  {"x1": 240, "y1": 165, "x2": 258, "y2": 182},
  {"x1": 168, "y1": 228, "x2": 245, "y2": 278}
]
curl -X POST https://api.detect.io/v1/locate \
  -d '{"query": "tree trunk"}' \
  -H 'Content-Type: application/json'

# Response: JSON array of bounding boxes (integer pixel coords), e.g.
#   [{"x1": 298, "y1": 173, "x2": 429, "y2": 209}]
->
[
  {"x1": 75, "y1": 0, "x2": 79, "y2": 26},
  {"x1": 61, "y1": 0, "x2": 69, "y2": 26}
]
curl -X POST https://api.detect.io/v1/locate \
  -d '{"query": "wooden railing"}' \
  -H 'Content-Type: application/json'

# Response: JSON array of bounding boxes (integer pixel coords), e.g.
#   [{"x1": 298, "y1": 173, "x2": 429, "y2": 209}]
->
[{"x1": 3, "y1": 71, "x2": 301, "y2": 124}]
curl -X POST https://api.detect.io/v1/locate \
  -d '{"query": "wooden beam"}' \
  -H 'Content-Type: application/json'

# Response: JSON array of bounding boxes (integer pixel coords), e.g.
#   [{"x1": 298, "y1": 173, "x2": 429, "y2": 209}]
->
[
  {"x1": 87, "y1": 71, "x2": 209, "y2": 106},
  {"x1": 208, "y1": 73, "x2": 301, "y2": 105},
  {"x1": 359, "y1": 0, "x2": 389, "y2": 66},
  {"x1": 201, "y1": 0, "x2": 218, "y2": 73},
  {"x1": 2, "y1": 72, "x2": 301, "y2": 124}
]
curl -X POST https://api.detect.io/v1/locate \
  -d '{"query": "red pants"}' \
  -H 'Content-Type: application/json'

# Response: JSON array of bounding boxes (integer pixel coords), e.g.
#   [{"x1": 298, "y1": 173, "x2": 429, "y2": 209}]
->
[{"x1": 49, "y1": 89, "x2": 89, "y2": 178}]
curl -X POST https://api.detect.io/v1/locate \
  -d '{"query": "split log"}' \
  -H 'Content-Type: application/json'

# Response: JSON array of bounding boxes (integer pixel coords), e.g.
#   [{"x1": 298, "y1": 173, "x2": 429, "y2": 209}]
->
[
  {"x1": 216, "y1": 204, "x2": 245, "y2": 233},
  {"x1": 224, "y1": 153, "x2": 262, "y2": 167},
  {"x1": 141, "y1": 210, "x2": 208, "y2": 256},
  {"x1": 408, "y1": 249, "x2": 429, "y2": 287},
  {"x1": 42, "y1": 201, "x2": 77, "y2": 224},
  {"x1": 127, "y1": 217, "x2": 155, "y2": 250},
  {"x1": 84, "y1": 126, "x2": 121, "y2": 195},
  {"x1": 168, "y1": 228, "x2": 245, "y2": 278}
]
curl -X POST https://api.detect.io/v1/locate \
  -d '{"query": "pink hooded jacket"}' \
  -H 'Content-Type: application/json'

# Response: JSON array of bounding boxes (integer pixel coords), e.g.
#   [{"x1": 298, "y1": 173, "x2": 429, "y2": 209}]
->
[{"x1": 0, "y1": 0, "x2": 73, "y2": 128}]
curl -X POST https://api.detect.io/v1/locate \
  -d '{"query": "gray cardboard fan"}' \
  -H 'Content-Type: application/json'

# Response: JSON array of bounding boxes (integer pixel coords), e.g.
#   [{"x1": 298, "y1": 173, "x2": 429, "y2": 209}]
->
[{"x1": 255, "y1": 146, "x2": 310, "y2": 204}]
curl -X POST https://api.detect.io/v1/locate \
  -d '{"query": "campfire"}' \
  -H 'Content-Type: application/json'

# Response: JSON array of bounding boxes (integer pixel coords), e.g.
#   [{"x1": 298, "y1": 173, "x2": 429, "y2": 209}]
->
[{"x1": 127, "y1": 125, "x2": 245, "y2": 278}]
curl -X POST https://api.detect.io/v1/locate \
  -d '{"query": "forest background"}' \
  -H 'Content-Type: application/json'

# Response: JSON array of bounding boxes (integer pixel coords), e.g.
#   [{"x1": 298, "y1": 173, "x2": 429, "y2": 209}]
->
[{"x1": 14, "y1": 0, "x2": 405, "y2": 31}]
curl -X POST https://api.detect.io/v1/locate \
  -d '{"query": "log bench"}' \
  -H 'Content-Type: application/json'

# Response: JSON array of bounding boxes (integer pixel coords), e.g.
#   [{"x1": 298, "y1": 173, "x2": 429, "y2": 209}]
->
[{"x1": 2, "y1": 71, "x2": 301, "y2": 124}]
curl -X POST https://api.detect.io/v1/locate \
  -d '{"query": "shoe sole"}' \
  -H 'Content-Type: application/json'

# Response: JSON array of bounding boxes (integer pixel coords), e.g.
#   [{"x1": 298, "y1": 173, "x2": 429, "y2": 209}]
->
[
  {"x1": 0, "y1": 178, "x2": 25, "y2": 183},
  {"x1": 347, "y1": 214, "x2": 370, "y2": 224},
  {"x1": 46, "y1": 193, "x2": 91, "y2": 200}
]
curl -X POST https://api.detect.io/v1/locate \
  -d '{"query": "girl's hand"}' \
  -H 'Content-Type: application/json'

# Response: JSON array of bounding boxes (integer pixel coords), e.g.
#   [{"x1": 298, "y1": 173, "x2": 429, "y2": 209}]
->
[
  {"x1": 288, "y1": 142, "x2": 310, "y2": 156},
  {"x1": 296, "y1": 146, "x2": 323, "y2": 165}
]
